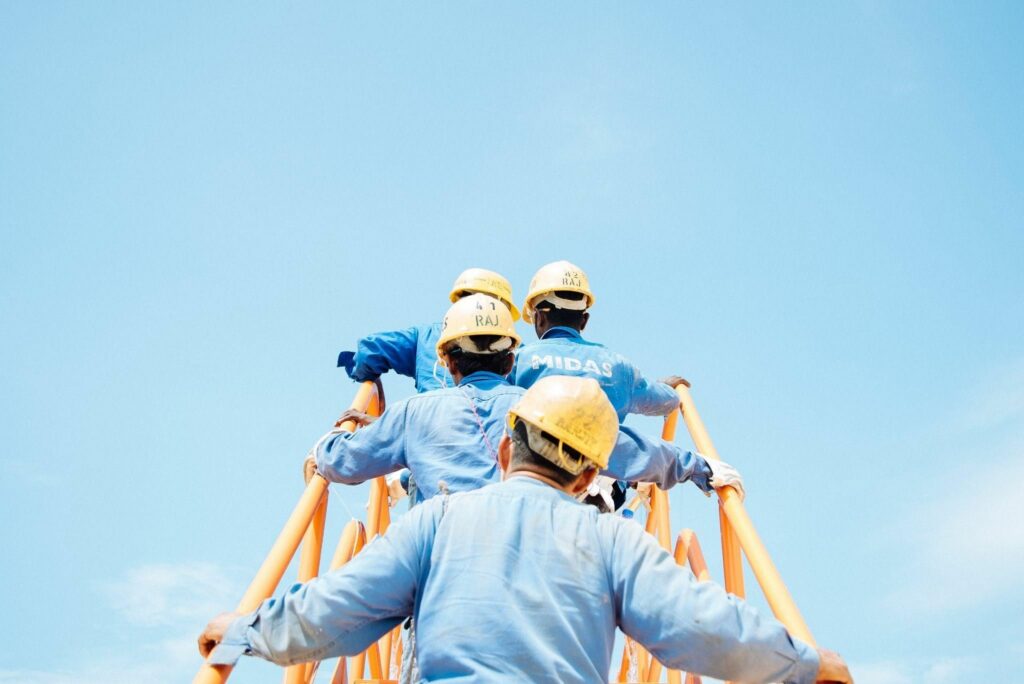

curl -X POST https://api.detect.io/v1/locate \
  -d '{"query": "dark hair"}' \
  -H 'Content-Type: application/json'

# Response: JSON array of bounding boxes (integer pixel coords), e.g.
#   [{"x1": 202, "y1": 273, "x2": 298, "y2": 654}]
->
[
  {"x1": 508, "y1": 420, "x2": 580, "y2": 486},
  {"x1": 535, "y1": 290, "x2": 587, "y2": 329},
  {"x1": 446, "y1": 335, "x2": 514, "y2": 377}
]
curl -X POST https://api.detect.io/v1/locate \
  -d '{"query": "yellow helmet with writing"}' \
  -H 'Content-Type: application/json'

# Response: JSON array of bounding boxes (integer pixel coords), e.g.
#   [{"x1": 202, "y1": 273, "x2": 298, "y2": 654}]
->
[
  {"x1": 507, "y1": 375, "x2": 618, "y2": 472},
  {"x1": 436, "y1": 293, "x2": 521, "y2": 365},
  {"x1": 449, "y1": 268, "x2": 521, "y2": 321},
  {"x1": 521, "y1": 260, "x2": 595, "y2": 323}
]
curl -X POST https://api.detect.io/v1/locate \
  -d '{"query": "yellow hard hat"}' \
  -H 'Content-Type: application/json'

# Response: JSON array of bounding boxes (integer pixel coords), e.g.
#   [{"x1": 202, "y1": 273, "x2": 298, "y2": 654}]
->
[
  {"x1": 449, "y1": 268, "x2": 521, "y2": 321},
  {"x1": 507, "y1": 375, "x2": 619, "y2": 472},
  {"x1": 521, "y1": 260, "x2": 594, "y2": 323},
  {"x1": 436, "y1": 293, "x2": 521, "y2": 364}
]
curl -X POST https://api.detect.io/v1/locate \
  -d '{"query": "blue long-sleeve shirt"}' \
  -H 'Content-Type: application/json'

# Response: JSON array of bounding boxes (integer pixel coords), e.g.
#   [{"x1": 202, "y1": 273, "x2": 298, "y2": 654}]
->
[
  {"x1": 513, "y1": 327, "x2": 679, "y2": 422},
  {"x1": 338, "y1": 321, "x2": 452, "y2": 393},
  {"x1": 209, "y1": 477, "x2": 819, "y2": 683},
  {"x1": 314, "y1": 372, "x2": 713, "y2": 504}
]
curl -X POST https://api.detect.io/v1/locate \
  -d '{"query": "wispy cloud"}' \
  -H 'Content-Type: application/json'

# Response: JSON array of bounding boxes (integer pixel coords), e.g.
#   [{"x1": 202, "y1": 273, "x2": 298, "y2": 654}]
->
[
  {"x1": 0, "y1": 634, "x2": 196, "y2": 684},
  {"x1": 853, "y1": 657, "x2": 975, "y2": 684},
  {"x1": 885, "y1": 358, "x2": 1024, "y2": 615},
  {"x1": 104, "y1": 561, "x2": 239, "y2": 627},
  {"x1": 3, "y1": 562, "x2": 245, "y2": 684},
  {"x1": 957, "y1": 357, "x2": 1024, "y2": 434}
]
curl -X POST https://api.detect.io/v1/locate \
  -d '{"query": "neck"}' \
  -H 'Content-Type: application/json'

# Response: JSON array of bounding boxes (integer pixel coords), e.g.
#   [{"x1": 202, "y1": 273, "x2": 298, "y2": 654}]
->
[{"x1": 506, "y1": 469, "x2": 576, "y2": 495}]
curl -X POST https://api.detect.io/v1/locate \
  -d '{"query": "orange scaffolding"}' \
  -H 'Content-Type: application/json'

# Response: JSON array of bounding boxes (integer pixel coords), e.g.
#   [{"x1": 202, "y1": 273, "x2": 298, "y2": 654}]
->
[{"x1": 195, "y1": 381, "x2": 816, "y2": 684}]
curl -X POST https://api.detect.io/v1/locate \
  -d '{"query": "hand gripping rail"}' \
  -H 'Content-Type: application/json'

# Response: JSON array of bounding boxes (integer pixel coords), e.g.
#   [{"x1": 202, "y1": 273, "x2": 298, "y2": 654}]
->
[
  {"x1": 193, "y1": 381, "x2": 382, "y2": 684},
  {"x1": 616, "y1": 384, "x2": 815, "y2": 683}
]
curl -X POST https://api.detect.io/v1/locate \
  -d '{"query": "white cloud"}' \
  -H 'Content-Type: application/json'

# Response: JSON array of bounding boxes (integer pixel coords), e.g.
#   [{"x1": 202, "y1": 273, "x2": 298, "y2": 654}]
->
[
  {"x1": 852, "y1": 661, "x2": 912, "y2": 684},
  {"x1": 104, "y1": 561, "x2": 238, "y2": 627},
  {"x1": 0, "y1": 637, "x2": 190, "y2": 684},
  {"x1": 853, "y1": 657, "x2": 975, "y2": 684},
  {"x1": 5, "y1": 562, "x2": 245, "y2": 684},
  {"x1": 958, "y1": 358, "x2": 1024, "y2": 434},
  {"x1": 890, "y1": 446, "x2": 1024, "y2": 613},
  {"x1": 885, "y1": 358, "x2": 1024, "y2": 615}
]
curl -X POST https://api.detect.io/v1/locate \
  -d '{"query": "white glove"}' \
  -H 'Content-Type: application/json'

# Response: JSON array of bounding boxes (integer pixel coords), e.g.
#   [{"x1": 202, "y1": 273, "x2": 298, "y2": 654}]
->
[
  {"x1": 385, "y1": 469, "x2": 409, "y2": 507},
  {"x1": 579, "y1": 475, "x2": 617, "y2": 512},
  {"x1": 706, "y1": 458, "x2": 745, "y2": 501}
]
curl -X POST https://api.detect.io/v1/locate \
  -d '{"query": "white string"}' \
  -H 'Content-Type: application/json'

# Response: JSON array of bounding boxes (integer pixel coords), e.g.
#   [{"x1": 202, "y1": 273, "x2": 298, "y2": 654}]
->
[{"x1": 456, "y1": 384, "x2": 499, "y2": 463}]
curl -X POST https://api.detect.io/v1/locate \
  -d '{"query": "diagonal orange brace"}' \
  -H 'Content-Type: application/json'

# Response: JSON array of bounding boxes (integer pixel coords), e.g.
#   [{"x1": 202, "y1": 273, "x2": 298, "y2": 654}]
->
[
  {"x1": 194, "y1": 381, "x2": 380, "y2": 684},
  {"x1": 674, "y1": 384, "x2": 815, "y2": 646}
]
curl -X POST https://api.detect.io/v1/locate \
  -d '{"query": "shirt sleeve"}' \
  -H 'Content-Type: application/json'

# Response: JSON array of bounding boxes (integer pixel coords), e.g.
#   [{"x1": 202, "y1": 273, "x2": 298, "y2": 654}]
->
[
  {"x1": 339, "y1": 326, "x2": 421, "y2": 382},
  {"x1": 604, "y1": 519, "x2": 820, "y2": 684},
  {"x1": 625, "y1": 362, "x2": 681, "y2": 417},
  {"x1": 315, "y1": 400, "x2": 410, "y2": 484},
  {"x1": 603, "y1": 425, "x2": 713, "y2": 492},
  {"x1": 208, "y1": 499, "x2": 443, "y2": 667}
]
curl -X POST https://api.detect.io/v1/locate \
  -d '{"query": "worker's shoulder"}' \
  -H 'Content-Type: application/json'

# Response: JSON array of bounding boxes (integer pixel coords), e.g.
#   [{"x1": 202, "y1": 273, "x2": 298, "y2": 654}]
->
[
  {"x1": 406, "y1": 381, "x2": 522, "y2": 405},
  {"x1": 593, "y1": 510, "x2": 652, "y2": 548}
]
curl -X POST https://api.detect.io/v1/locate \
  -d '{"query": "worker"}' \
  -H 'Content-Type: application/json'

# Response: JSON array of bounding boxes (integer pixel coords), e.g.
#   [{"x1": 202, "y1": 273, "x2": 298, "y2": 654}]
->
[
  {"x1": 310, "y1": 294, "x2": 742, "y2": 504},
  {"x1": 514, "y1": 260, "x2": 684, "y2": 422},
  {"x1": 337, "y1": 267, "x2": 520, "y2": 393},
  {"x1": 515, "y1": 260, "x2": 710, "y2": 509},
  {"x1": 199, "y1": 376, "x2": 852, "y2": 684}
]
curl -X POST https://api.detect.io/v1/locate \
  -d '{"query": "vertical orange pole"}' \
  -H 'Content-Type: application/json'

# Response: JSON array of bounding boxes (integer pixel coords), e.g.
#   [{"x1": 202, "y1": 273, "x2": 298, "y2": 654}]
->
[
  {"x1": 674, "y1": 385, "x2": 815, "y2": 646},
  {"x1": 193, "y1": 382, "x2": 379, "y2": 684},
  {"x1": 674, "y1": 530, "x2": 711, "y2": 582},
  {"x1": 284, "y1": 495, "x2": 329, "y2": 684},
  {"x1": 325, "y1": 521, "x2": 366, "y2": 684},
  {"x1": 670, "y1": 390, "x2": 745, "y2": 598}
]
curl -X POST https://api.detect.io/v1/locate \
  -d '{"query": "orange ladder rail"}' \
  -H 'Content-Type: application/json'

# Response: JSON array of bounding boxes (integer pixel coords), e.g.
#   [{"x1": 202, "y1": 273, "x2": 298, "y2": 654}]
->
[
  {"x1": 194, "y1": 381, "x2": 381, "y2": 684},
  {"x1": 674, "y1": 385, "x2": 815, "y2": 646}
]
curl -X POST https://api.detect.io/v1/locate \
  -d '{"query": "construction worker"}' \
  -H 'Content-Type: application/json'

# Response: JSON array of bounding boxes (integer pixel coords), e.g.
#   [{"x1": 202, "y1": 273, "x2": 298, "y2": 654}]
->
[
  {"x1": 199, "y1": 376, "x2": 852, "y2": 684},
  {"x1": 514, "y1": 260, "x2": 683, "y2": 422},
  {"x1": 337, "y1": 267, "x2": 520, "y2": 393},
  {"x1": 310, "y1": 294, "x2": 741, "y2": 504},
  {"x1": 336, "y1": 268, "x2": 520, "y2": 503}
]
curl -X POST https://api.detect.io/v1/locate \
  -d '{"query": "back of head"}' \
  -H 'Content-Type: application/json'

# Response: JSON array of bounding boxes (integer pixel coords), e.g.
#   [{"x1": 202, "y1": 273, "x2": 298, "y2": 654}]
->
[
  {"x1": 522, "y1": 260, "x2": 595, "y2": 324},
  {"x1": 436, "y1": 293, "x2": 521, "y2": 377},
  {"x1": 506, "y1": 375, "x2": 619, "y2": 476}
]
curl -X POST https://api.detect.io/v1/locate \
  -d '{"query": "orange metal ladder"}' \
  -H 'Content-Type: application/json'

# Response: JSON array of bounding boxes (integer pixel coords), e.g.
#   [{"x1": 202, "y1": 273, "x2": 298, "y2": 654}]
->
[{"x1": 194, "y1": 381, "x2": 816, "y2": 684}]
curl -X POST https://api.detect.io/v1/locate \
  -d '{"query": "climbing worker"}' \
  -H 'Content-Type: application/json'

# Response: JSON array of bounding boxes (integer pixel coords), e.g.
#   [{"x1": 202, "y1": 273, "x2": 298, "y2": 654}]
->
[
  {"x1": 515, "y1": 260, "x2": 710, "y2": 509},
  {"x1": 199, "y1": 376, "x2": 852, "y2": 684},
  {"x1": 309, "y1": 294, "x2": 742, "y2": 504},
  {"x1": 337, "y1": 267, "x2": 520, "y2": 393},
  {"x1": 514, "y1": 260, "x2": 684, "y2": 422}
]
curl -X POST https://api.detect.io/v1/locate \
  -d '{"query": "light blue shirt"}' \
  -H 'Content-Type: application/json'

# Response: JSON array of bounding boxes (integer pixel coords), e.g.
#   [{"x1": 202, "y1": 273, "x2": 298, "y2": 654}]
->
[
  {"x1": 209, "y1": 477, "x2": 819, "y2": 683},
  {"x1": 513, "y1": 327, "x2": 679, "y2": 422},
  {"x1": 338, "y1": 321, "x2": 452, "y2": 393},
  {"x1": 315, "y1": 372, "x2": 713, "y2": 504}
]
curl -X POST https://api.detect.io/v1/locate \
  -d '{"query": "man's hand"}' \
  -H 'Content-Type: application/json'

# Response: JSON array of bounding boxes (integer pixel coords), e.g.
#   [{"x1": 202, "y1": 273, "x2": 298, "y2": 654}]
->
[
  {"x1": 816, "y1": 648, "x2": 853, "y2": 683},
  {"x1": 706, "y1": 459, "x2": 745, "y2": 500},
  {"x1": 334, "y1": 409, "x2": 377, "y2": 429},
  {"x1": 303, "y1": 453, "x2": 318, "y2": 483},
  {"x1": 198, "y1": 611, "x2": 242, "y2": 659},
  {"x1": 659, "y1": 375, "x2": 691, "y2": 389}
]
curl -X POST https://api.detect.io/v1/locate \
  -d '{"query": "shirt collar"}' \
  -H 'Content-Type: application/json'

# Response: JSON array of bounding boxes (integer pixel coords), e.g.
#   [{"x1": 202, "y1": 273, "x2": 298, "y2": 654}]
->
[
  {"x1": 457, "y1": 370, "x2": 512, "y2": 389},
  {"x1": 540, "y1": 326, "x2": 584, "y2": 341},
  {"x1": 501, "y1": 475, "x2": 578, "y2": 503}
]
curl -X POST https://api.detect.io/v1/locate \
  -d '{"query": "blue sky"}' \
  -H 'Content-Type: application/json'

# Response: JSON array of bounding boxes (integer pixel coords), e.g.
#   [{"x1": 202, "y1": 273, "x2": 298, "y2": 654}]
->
[{"x1": 2, "y1": 2, "x2": 1022, "y2": 682}]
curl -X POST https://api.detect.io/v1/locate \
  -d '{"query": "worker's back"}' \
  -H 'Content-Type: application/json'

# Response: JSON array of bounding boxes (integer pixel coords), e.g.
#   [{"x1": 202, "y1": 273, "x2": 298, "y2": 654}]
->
[
  {"x1": 513, "y1": 326, "x2": 678, "y2": 422},
  {"x1": 417, "y1": 477, "x2": 618, "y2": 682},
  {"x1": 315, "y1": 371, "x2": 524, "y2": 502},
  {"x1": 414, "y1": 476, "x2": 817, "y2": 683}
]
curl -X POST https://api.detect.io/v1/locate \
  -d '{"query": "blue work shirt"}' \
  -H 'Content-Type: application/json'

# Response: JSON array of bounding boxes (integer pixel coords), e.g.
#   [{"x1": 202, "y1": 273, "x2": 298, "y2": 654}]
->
[
  {"x1": 338, "y1": 321, "x2": 452, "y2": 393},
  {"x1": 210, "y1": 477, "x2": 819, "y2": 683},
  {"x1": 315, "y1": 372, "x2": 713, "y2": 504},
  {"x1": 513, "y1": 327, "x2": 679, "y2": 422}
]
